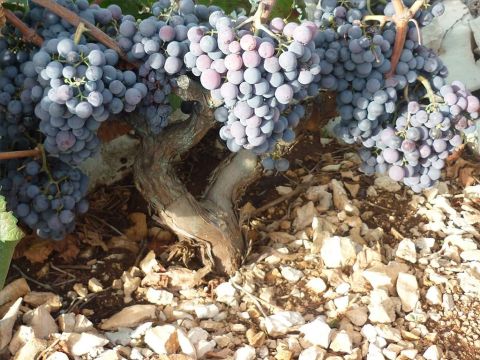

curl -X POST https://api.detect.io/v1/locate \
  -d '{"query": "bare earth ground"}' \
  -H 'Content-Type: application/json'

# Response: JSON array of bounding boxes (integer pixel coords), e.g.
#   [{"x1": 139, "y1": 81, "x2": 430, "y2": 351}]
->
[{"x1": 2, "y1": 108, "x2": 480, "y2": 359}]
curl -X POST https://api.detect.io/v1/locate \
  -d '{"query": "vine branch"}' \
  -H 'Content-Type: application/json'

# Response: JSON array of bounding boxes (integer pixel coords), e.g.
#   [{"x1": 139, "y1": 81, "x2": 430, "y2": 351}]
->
[
  {"x1": 0, "y1": 147, "x2": 42, "y2": 161},
  {"x1": 30, "y1": 0, "x2": 135, "y2": 66},
  {"x1": 4, "y1": 9, "x2": 44, "y2": 46}
]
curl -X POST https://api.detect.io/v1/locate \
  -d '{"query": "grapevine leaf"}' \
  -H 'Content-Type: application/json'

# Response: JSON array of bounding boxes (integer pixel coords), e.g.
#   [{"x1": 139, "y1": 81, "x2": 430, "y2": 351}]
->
[
  {"x1": 0, "y1": 196, "x2": 24, "y2": 243},
  {"x1": 0, "y1": 0, "x2": 5, "y2": 32},
  {"x1": 168, "y1": 93, "x2": 182, "y2": 111}
]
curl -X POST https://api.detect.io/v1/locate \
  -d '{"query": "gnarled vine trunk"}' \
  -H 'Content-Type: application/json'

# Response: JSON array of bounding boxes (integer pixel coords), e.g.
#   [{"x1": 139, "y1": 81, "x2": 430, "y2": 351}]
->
[{"x1": 133, "y1": 76, "x2": 260, "y2": 275}]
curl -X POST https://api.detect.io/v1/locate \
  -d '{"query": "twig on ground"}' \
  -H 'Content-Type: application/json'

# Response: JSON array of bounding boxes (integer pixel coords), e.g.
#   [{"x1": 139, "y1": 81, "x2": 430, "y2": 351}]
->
[{"x1": 11, "y1": 264, "x2": 55, "y2": 291}]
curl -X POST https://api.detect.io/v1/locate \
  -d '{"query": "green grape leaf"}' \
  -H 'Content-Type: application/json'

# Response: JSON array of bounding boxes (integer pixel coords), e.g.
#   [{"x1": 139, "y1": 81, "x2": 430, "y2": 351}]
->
[
  {"x1": 4, "y1": 0, "x2": 29, "y2": 11},
  {"x1": 168, "y1": 93, "x2": 182, "y2": 111},
  {"x1": 0, "y1": 196, "x2": 24, "y2": 243}
]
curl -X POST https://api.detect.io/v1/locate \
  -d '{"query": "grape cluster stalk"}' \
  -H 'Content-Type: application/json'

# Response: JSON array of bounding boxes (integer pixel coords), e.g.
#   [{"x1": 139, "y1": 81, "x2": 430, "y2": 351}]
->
[{"x1": 0, "y1": 0, "x2": 478, "y2": 249}]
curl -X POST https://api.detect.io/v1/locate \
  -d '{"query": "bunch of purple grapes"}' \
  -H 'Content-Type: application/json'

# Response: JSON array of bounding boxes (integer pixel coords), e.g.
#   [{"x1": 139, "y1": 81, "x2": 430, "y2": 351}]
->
[
  {"x1": 358, "y1": 80, "x2": 479, "y2": 192},
  {"x1": 183, "y1": 10, "x2": 323, "y2": 170},
  {"x1": 33, "y1": 38, "x2": 147, "y2": 165},
  {"x1": 0, "y1": 157, "x2": 89, "y2": 240}
]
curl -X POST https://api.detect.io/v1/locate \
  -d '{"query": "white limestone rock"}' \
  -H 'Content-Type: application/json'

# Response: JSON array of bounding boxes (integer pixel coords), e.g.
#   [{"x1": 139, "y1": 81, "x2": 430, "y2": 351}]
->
[
  {"x1": 264, "y1": 311, "x2": 305, "y2": 336},
  {"x1": 299, "y1": 317, "x2": 333, "y2": 348},
  {"x1": 396, "y1": 273, "x2": 419, "y2": 313},
  {"x1": 320, "y1": 236, "x2": 359, "y2": 268}
]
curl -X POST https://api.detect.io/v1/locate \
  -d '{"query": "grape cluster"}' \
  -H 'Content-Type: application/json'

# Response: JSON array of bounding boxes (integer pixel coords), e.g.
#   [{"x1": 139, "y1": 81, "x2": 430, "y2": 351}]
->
[
  {"x1": 183, "y1": 10, "x2": 325, "y2": 169},
  {"x1": 0, "y1": 157, "x2": 89, "y2": 240},
  {"x1": 359, "y1": 80, "x2": 479, "y2": 190},
  {"x1": 33, "y1": 38, "x2": 148, "y2": 165}
]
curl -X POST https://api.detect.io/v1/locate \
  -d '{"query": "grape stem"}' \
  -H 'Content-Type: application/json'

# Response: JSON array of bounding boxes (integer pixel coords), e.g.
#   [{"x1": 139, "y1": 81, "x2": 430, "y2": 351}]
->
[
  {"x1": 0, "y1": 147, "x2": 42, "y2": 161},
  {"x1": 4, "y1": 9, "x2": 44, "y2": 47},
  {"x1": 30, "y1": 0, "x2": 136, "y2": 67},
  {"x1": 362, "y1": 0, "x2": 425, "y2": 78},
  {"x1": 234, "y1": 0, "x2": 278, "y2": 38},
  {"x1": 417, "y1": 74, "x2": 438, "y2": 110}
]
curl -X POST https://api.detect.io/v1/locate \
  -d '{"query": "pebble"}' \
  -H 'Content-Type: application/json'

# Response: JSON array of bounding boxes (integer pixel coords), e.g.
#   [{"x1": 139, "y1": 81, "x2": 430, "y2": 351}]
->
[
  {"x1": 396, "y1": 273, "x2": 420, "y2": 313},
  {"x1": 280, "y1": 266, "x2": 303, "y2": 282},
  {"x1": 423, "y1": 345, "x2": 442, "y2": 360},
  {"x1": 264, "y1": 312, "x2": 305, "y2": 336},
  {"x1": 299, "y1": 317, "x2": 332, "y2": 348},
  {"x1": 329, "y1": 330, "x2": 353, "y2": 353},
  {"x1": 195, "y1": 304, "x2": 220, "y2": 319},
  {"x1": 298, "y1": 346, "x2": 327, "y2": 360},
  {"x1": 368, "y1": 289, "x2": 396, "y2": 323},
  {"x1": 88, "y1": 278, "x2": 104, "y2": 293},
  {"x1": 215, "y1": 282, "x2": 237, "y2": 305},
  {"x1": 395, "y1": 239, "x2": 417, "y2": 264},
  {"x1": 306, "y1": 278, "x2": 327, "y2": 294},
  {"x1": 426, "y1": 286, "x2": 442, "y2": 305},
  {"x1": 100, "y1": 305, "x2": 157, "y2": 330},
  {"x1": 145, "y1": 288, "x2": 174, "y2": 305},
  {"x1": 320, "y1": 236, "x2": 358, "y2": 268},
  {"x1": 67, "y1": 332, "x2": 109, "y2": 356},
  {"x1": 234, "y1": 345, "x2": 256, "y2": 360}
]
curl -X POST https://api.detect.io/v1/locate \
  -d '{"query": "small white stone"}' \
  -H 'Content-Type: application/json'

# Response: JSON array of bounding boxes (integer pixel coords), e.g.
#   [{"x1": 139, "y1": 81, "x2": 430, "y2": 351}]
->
[
  {"x1": 395, "y1": 239, "x2": 417, "y2": 263},
  {"x1": 426, "y1": 286, "x2": 442, "y2": 305},
  {"x1": 306, "y1": 278, "x2": 327, "y2": 294},
  {"x1": 423, "y1": 345, "x2": 442, "y2": 360},
  {"x1": 298, "y1": 346, "x2": 327, "y2": 360},
  {"x1": 320, "y1": 236, "x2": 358, "y2": 268},
  {"x1": 27, "y1": 305, "x2": 58, "y2": 339},
  {"x1": 280, "y1": 266, "x2": 303, "y2": 282},
  {"x1": 264, "y1": 311, "x2": 305, "y2": 336},
  {"x1": 67, "y1": 332, "x2": 109, "y2": 356},
  {"x1": 130, "y1": 322, "x2": 153, "y2": 339},
  {"x1": 196, "y1": 339, "x2": 216, "y2": 358},
  {"x1": 396, "y1": 273, "x2": 419, "y2": 313},
  {"x1": 345, "y1": 307, "x2": 368, "y2": 326},
  {"x1": 45, "y1": 352, "x2": 69, "y2": 360},
  {"x1": 234, "y1": 345, "x2": 256, "y2": 360},
  {"x1": 215, "y1": 282, "x2": 237, "y2": 305},
  {"x1": 299, "y1": 317, "x2": 332, "y2": 348},
  {"x1": 374, "y1": 176, "x2": 401, "y2": 192},
  {"x1": 195, "y1": 304, "x2": 220, "y2": 319},
  {"x1": 144, "y1": 325, "x2": 178, "y2": 355},
  {"x1": 139, "y1": 250, "x2": 159, "y2": 274},
  {"x1": 367, "y1": 343, "x2": 385, "y2": 360},
  {"x1": 145, "y1": 288, "x2": 174, "y2": 305},
  {"x1": 88, "y1": 278, "x2": 103, "y2": 293},
  {"x1": 460, "y1": 249, "x2": 480, "y2": 262},
  {"x1": 187, "y1": 327, "x2": 209, "y2": 345},
  {"x1": 368, "y1": 289, "x2": 396, "y2": 323},
  {"x1": 329, "y1": 330, "x2": 353, "y2": 353},
  {"x1": 105, "y1": 328, "x2": 132, "y2": 346},
  {"x1": 361, "y1": 324, "x2": 377, "y2": 343}
]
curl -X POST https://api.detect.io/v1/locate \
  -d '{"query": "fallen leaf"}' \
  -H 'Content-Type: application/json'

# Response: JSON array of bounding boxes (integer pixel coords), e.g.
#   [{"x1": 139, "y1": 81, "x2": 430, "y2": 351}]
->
[
  {"x1": 459, "y1": 167, "x2": 476, "y2": 187},
  {"x1": 79, "y1": 229, "x2": 108, "y2": 251},
  {"x1": 124, "y1": 213, "x2": 147, "y2": 242},
  {"x1": 53, "y1": 235, "x2": 80, "y2": 262},
  {"x1": 107, "y1": 237, "x2": 139, "y2": 253},
  {"x1": 23, "y1": 239, "x2": 55, "y2": 263}
]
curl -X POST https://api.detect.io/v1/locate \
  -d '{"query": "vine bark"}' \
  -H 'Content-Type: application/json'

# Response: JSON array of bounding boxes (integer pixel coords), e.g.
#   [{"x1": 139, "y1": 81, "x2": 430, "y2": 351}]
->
[{"x1": 133, "y1": 76, "x2": 259, "y2": 275}]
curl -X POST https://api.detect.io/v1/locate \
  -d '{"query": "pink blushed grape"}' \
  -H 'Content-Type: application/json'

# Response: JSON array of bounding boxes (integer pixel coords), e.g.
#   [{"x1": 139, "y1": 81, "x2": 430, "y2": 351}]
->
[
  {"x1": 200, "y1": 69, "x2": 221, "y2": 90},
  {"x1": 275, "y1": 84, "x2": 294, "y2": 104},
  {"x1": 196, "y1": 54, "x2": 212, "y2": 71},
  {"x1": 240, "y1": 34, "x2": 257, "y2": 51},
  {"x1": 242, "y1": 50, "x2": 261, "y2": 68},
  {"x1": 225, "y1": 54, "x2": 243, "y2": 71},
  {"x1": 293, "y1": 24, "x2": 313, "y2": 44},
  {"x1": 389, "y1": 165, "x2": 405, "y2": 181},
  {"x1": 382, "y1": 148, "x2": 400, "y2": 164},
  {"x1": 159, "y1": 25, "x2": 175, "y2": 41},
  {"x1": 258, "y1": 42, "x2": 275, "y2": 58},
  {"x1": 270, "y1": 17, "x2": 285, "y2": 33}
]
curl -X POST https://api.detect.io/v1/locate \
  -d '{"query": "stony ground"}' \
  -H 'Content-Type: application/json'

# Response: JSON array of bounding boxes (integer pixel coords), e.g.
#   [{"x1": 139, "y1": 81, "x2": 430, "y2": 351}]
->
[{"x1": 1, "y1": 145, "x2": 480, "y2": 360}]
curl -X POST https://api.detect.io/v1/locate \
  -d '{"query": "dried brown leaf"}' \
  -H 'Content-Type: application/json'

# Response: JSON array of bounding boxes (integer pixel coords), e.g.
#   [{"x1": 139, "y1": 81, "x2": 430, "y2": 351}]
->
[
  {"x1": 53, "y1": 235, "x2": 80, "y2": 262},
  {"x1": 124, "y1": 212, "x2": 148, "y2": 242},
  {"x1": 23, "y1": 239, "x2": 55, "y2": 263},
  {"x1": 79, "y1": 229, "x2": 108, "y2": 251}
]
